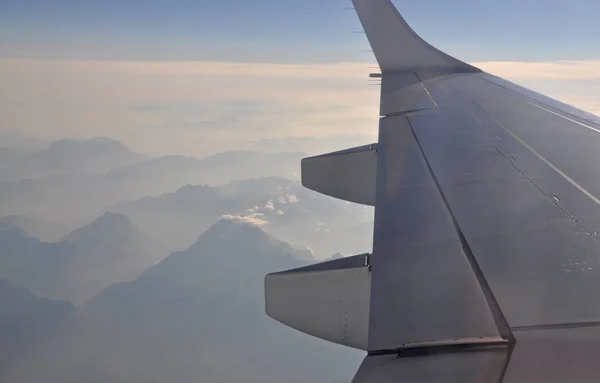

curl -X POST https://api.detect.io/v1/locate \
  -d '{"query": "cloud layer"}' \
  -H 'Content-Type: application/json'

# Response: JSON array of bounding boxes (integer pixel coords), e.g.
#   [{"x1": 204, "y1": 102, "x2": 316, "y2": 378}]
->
[
  {"x1": 0, "y1": 59, "x2": 380, "y2": 157},
  {"x1": 1, "y1": 58, "x2": 599, "y2": 157},
  {"x1": 475, "y1": 60, "x2": 600, "y2": 80}
]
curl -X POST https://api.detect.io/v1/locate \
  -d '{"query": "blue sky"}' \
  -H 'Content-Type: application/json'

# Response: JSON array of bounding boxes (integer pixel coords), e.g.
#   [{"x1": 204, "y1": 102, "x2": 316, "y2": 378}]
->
[{"x1": 1, "y1": 0, "x2": 599, "y2": 62}]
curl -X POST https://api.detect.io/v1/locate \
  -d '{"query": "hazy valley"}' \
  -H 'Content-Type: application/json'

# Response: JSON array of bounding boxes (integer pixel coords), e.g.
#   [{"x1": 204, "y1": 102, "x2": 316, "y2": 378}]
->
[{"x1": 0, "y1": 137, "x2": 371, "y2": 382}]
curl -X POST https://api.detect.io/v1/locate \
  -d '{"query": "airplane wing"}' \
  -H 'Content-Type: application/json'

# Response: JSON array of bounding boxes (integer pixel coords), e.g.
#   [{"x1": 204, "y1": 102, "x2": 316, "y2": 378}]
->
[{"x1": 265, "y1": 0, "x2": 600, "y2": 381}]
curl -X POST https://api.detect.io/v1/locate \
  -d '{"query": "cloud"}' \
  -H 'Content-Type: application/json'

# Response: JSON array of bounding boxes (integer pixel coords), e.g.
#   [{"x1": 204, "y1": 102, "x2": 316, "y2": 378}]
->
[
  {"x1": 220, "y1": 214, "x2": 268, "y2": 227},
  {"x1": 0, "y1": 59, "x2": 375, "y2": 79},
  {"x1": 245, "y1": 195, "x2": 297, "y2": 219},
  {"x1": 263, "y1": 201, "x2": 275, "y2": 211},
  {"x1": 243, "y1": 134, "x2": 377, "y2": 155},
  {"x1": 1, "y1": 58, "x2": 599, "y2": 158},
  {"x1": 474, "y1": 60, "x2": 600, "y2": 80},
  {"x1": 277, "y1": 195, "x2": 298, "y2": 204},
  {"x1": 0, "y1": 59, "x2": 380, "y2": 157}
]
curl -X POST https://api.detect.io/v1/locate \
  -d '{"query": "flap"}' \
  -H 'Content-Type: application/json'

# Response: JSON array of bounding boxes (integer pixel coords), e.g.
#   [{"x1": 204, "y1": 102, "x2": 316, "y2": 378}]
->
[
  {"x1": 265, "y1": 254, "x2": 371, "y2": 350},
  {"x1": 302, "y1": 144, "x2": 378, "y2": 206}
]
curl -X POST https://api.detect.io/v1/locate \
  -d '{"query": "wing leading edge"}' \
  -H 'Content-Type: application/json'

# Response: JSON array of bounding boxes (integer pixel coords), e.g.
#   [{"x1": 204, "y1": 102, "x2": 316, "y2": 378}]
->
[{"x1": 265, "y1": 1, "x2": 600, "y2": 382}]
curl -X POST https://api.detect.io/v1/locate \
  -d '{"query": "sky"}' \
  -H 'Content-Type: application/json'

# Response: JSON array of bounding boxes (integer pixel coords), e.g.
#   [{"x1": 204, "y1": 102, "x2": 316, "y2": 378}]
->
[{"x1": 1, "y1": 0, "x2": 600, "y2": 156}]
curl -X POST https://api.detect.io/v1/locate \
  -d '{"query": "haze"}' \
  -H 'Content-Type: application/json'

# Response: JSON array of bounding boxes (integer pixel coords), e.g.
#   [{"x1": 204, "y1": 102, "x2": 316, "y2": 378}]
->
[{"x1": 0, "y1": 0, "x2": 599, "y2": 382}]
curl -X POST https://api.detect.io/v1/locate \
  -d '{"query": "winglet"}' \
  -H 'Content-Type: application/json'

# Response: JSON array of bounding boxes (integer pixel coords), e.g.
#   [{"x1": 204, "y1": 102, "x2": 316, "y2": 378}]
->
[{"x1": 352, "y1": 0, "x2": 480, "y2": 76}]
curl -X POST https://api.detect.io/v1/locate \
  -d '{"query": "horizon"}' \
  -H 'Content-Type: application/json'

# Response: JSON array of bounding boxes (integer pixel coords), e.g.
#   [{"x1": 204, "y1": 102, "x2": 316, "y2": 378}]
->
[{"x1": 1, "y1": 0, "x2": 599, "y2": 157}]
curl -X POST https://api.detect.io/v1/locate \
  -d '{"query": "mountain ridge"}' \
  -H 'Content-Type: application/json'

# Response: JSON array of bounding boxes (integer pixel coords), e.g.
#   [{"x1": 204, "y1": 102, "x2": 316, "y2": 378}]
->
[
  {"x1": 0, "y1": 211, "x2": 167, "y2": 305},
  {"x1": 3, "y1": 138, "x2": 148, "y2": 180},
  {"x1": 0, "y1": 148, "x2": 306, "y2": 225},
  {"x1": 113, "y1": 176, "x2": 373, "y2": 257},
  {"x1": 0, "y1": 217, "x2": 363, "y2": 383}
]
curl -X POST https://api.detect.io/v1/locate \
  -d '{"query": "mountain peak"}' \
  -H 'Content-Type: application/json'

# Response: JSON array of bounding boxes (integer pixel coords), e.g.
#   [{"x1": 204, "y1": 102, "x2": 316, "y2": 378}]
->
[
  {"x1": 61, "y1": 211, "x2": 166, "y2": 304},
  {"x1": 216, "y1": 214, "x2": 268, "y2": 228},
  {"x1": 87, "y1": 212, "x2": 134, "y2": 232},
  {"x1": 47, "y1": 137, "x2": 129, "y2": 152},
  {"x1": 208, "y1": 216, "x2": 315, "y2": 260},
  {"x1": 143, "y1": 218, "x2": 313, "y2": 291},
  {"x1": 194, "y1": 216, "x2": 279, "y2": 251},
  {"x1": 65, "y1": 212, "x2": 136, "y2": 246},
  {"x1": 0, "y1": 224, "x2": 30, "y2": 238},
  {"x1": 11, "y1": 137, "x2": 148, "y2": 179},
  {"x1": 193, "y1": 217, "x2": 316, "y2": 262}
]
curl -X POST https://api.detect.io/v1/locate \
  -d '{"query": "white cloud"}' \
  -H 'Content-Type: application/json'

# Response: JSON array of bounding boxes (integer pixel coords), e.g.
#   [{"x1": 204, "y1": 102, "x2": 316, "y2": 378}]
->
[
  {"x1": 1, "y1": 58, "x2": 600, "y2": 157},
  {"x1": 474, "y1": 60, "x2": 600, "y2": 80},
  {"x1": 277, "y1": 195, "x2": 298, "y2": 204},
  {"x1": 0, "y1": 59, "x2": 373, "y2": 79},
  {"x1": 0, "y1": 59, "x2": 380, "y2": 157},
  {"x1": 220, "y1": 214, "x2": 268, "y2": 227},
  {"x1": 263, "y1": 201, "x2": 275, "y2": 211},
  {"x1": 245, "y1": 195, "x2": 297, "y2": 218}
]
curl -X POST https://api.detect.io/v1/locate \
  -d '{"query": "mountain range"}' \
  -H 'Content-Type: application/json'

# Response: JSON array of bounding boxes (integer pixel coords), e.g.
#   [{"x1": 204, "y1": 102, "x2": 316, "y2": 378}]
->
[
  {"x1": 0, "y1": 212, "x2": 167, "y2": 304},
  {"x1": 105, "y1": 150, "x2": 305, "y2": 188},
  {"x1": 0, "y1": 215, "x2": 68, "y2": 242},
  {"x1": 0, "y1": 226, "x2": 78, "y2": 301},
  {"x1": 1, "y1": 218, "x2": 364, "y2": 383},
  {"x1": 114, "y1": 176, "x2": 373, "y2": 256},
  {"x1": 0, "y1": 136, "x2": 370, "y2": 382},
  {"x1": 63, "y1": 212, "x2": 168, "y2": 304},
  {"x1": 0, "y1": 138, "x2": 305, "y2": 227},
  {"x1": 0, "y1": 138, "x2": 147, "y2": 181}
]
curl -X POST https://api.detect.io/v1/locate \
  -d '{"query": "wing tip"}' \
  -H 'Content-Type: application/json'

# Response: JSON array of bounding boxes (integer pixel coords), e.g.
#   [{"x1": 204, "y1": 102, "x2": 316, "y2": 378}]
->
[{"x1": 352, "y1": 0, "x2": 479, "y2": 76}]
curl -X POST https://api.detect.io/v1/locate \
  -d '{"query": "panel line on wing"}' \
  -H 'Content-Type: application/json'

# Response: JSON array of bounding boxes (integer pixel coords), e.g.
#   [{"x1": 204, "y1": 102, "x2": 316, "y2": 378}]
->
[
  {"x1": 383, "y1": 107, "x2": 429, "y2": 118},
  {"x1": 512, "y1": 321, "x2": 600, "y2": 332},
  {"x1": 480, "y1": 75, "x2": 600, "y2": 128},
  {"x1": 525, "y1": 101, "x2": 600, "y2": 134},
  {"x1": 368, "y1": 337, "x2": 509, "y2": 358},
  {"x1": 475, "y1": 102, "x2": 600, "y2": 207},
  {"x1": 421, "y1": 82, "x2": 439, "y2": 108},
  {"x1": 368, "y1": 336, "x2": 508, "y2": 355},
  {"x1": 492, "y1": 144, "x2": 600, "y2": 244},
  {"x1": 407, "y1": 118, "x2": 515, "y2": 345}
]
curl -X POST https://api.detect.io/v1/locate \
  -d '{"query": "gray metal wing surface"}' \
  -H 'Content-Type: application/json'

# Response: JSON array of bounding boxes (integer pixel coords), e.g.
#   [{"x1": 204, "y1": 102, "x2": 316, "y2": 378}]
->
[{"x1": 265, "y1": 0, "x2": 600, "y2": 381}]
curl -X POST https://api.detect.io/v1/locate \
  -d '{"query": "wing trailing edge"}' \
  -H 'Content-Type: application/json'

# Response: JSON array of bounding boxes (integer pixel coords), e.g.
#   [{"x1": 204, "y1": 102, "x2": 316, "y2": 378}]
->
[{"x1": 265, "y1": 254, "x2": 371, "y2": 350}]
